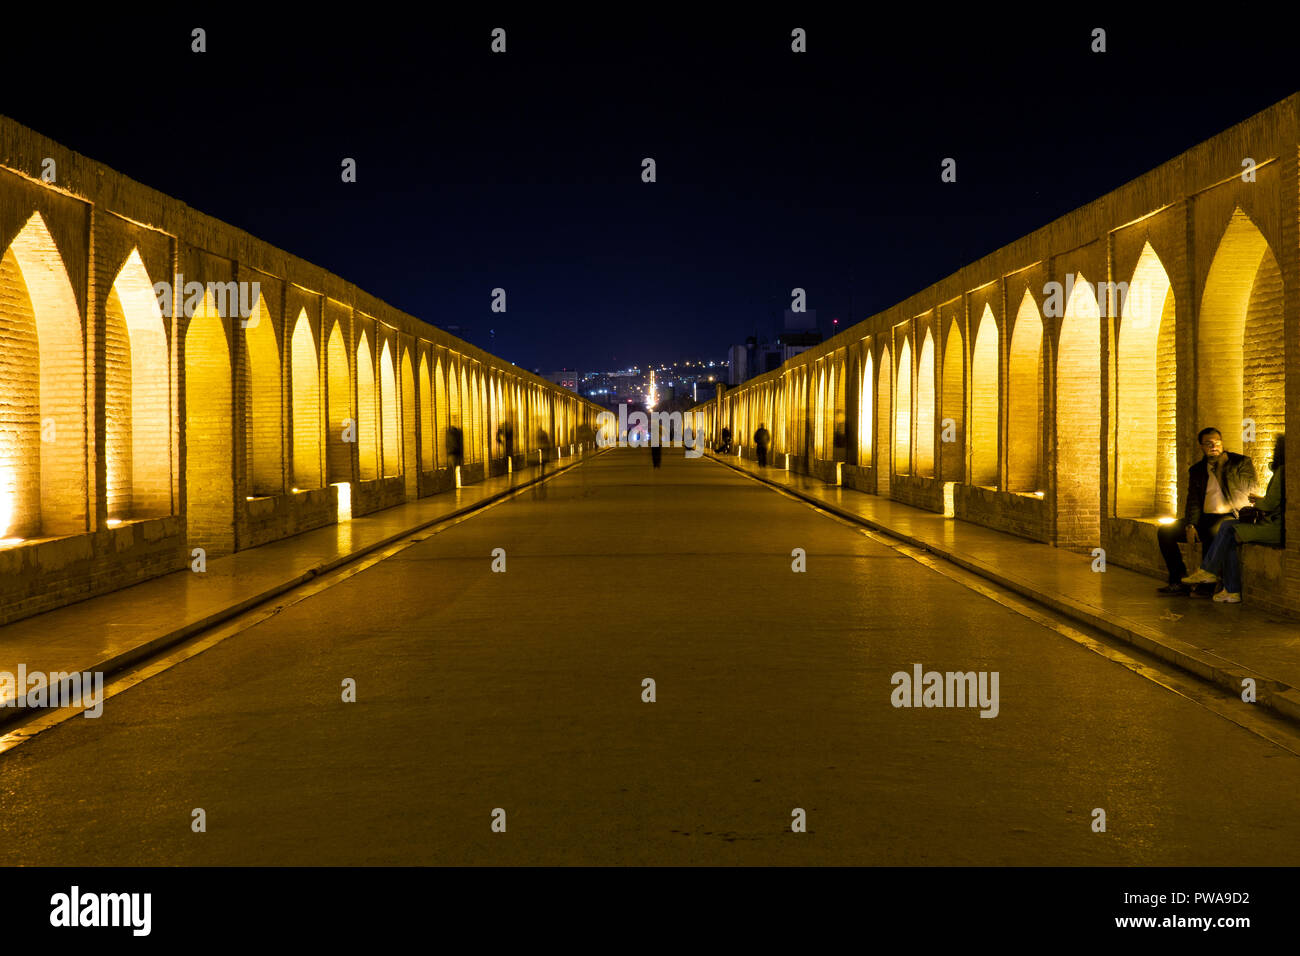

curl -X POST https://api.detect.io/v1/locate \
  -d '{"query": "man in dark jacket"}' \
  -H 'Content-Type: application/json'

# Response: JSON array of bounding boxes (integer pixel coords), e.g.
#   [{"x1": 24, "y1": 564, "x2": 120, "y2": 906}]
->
[
  {"x1": 754, "y1": 423, "x2": 771, "y2": 467},
  {"x1": 1156, "y1": 426, "x2": 1257, "y2": 595}
]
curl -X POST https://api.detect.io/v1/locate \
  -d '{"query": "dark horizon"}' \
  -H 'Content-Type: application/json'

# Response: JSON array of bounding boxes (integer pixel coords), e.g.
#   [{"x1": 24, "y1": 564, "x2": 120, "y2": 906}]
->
[{"x1": 6, "y1": 12, "x2": 1297, "y2": 372}]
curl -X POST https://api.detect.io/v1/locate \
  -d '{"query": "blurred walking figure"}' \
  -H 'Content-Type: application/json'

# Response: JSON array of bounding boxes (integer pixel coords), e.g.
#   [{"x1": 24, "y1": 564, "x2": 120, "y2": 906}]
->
[
  {"x1": 650, "y1": 420, "x2": 663, "y2": 468},
  {"x1": 537, "y1": 428, "x2": 552, "y2": 475},
  {"x1": 754, "y1": 422, "x2": 771, "y2": 467},
  {"x1": 495, "y1": 421, "x2": 514, "y2": 461},
  {"x1": 446, "y1": 423, "x2": 464, "y2": 469},
  {"x1": 534, "y1": 427, "x2": 552, "y2": 499}
]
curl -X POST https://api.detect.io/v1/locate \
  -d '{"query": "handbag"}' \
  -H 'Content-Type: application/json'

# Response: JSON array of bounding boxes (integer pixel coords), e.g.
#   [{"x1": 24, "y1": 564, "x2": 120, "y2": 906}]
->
[{"x1": 1237, "y1": 506, "x2": 1267, "y2": 525}]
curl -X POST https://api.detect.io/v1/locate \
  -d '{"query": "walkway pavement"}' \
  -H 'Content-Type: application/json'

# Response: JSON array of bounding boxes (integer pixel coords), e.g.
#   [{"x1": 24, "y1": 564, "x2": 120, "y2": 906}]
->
[
  {"x1": 7, "y1": 444, "x2": 1298, "y2": 732},
  {"x1": 709, "y1": 452, "x2": 1300, "y2": 724},
  {"x1": 0, "y1": 453, "x2": 595, "y2": 721}
]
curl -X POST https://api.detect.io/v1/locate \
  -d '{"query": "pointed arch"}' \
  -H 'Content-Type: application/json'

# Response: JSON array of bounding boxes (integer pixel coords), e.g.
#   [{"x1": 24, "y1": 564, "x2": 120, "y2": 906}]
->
[
  {"x1": 1199, "y1": 208, "x2": 1283, "y2": 479},
  {"x1": 419, "y1": 352, "x2": 434, "y2": 471},
  {"x1": 242, "y1": 294, "x2": 281, "y2": 495},
  {"x1": 184, "y1": 290, "x2": 233, "y2": 551},
  {"x1": 916, "y1": 330, "x2": 936, "y2": 477},
  {"x1": 105, "y1": 248, "x2": 171, "y2": 519},
  {"x1": 290, "y1": 309, "x2": 322, "y2": 489},
  {"x1": 435, "y1": 354, "x2": 449, "y2": 466},
  {"x1": 814, "y1": 364, "x2": 827, "y2": 458},
  {"x1": 895, "y1": 337, "x2": 913, "y2": 473},
  {"x1": 833, "y1": 352, "x2": 846, "y2": 461},
  {"x1": 380, "y1": 340, "x2": 399, "y2": 477},
  {"x1": 1117, "y1": 243, "x2": 1177, "y2": 516},
  {"x1": 1056, "y1": 274, "x2": 1102, "y2": 547},
  {"x1": 457, "y1": 364, "x2": 470, "y2": 457},
  {"x1": 356, "y1": 332, "x2": 378, "y2": 480},
  {"x1": 326, "y1": 322, "x2": 351, "y2": 483},
  {"x1": 1007, "y1": 291, "x2": 1044, "y2": 492},
  {"x1": 0, "y1": 211, "x2": 86, "y2": 538},
  {"x1": 940, "y1": 319, "x2": 964, "y2": 481},
  {"x1": 401, "y1": 347, "x2": 417, "y2": 495},
  {"x1": 970, "y1": 304, "x2": 999, "y2": 487},
  {"x1": 858, "y1": 346, "x2": 873, "y2": 465},
  {"x1": 876, "y1": 345, "x2": 892, "y2": 494}
]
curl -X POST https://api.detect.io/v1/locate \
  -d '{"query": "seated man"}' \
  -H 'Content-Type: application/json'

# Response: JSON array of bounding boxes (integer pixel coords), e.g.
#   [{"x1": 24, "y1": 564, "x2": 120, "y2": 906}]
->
[
  {"x1": 1182, "y1": 435, "x2": 1284, "y2": 603},
  {"x1": 1156, "y1": 427, "x2": 1256, "y2": 595}
]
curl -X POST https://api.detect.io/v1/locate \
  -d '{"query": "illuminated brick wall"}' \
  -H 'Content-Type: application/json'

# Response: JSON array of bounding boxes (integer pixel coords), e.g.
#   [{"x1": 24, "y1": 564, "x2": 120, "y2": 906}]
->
[
  {"x1": 698, "y1": 92, "x2": 1300, "y2": 617},
  {"x1": 0, "y1": 117, "x2": 598, "y2": 626}
]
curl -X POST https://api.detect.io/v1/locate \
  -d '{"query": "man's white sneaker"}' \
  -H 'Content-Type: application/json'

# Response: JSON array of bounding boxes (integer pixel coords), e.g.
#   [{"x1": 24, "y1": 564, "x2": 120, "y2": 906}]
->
[
  {"x1": 1213, "y1": 590, "x2": 1241, "y2": 603},
  {"x1": 1182, "y1": 569, "x2": 1218, "y2": 585}
]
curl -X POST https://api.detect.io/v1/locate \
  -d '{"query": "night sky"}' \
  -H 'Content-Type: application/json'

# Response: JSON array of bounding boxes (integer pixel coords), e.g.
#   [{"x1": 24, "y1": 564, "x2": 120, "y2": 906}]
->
[{"x1": 5, "y1": 12, "x2": 1297, "y2": 373}]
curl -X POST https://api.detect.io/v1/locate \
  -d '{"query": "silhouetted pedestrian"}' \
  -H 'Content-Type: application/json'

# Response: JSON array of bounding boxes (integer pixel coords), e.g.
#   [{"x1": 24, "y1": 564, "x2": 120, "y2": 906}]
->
[
  {"x1": 496, "y1": 421, "x2": 514, "y2": 460},
  {"x1": 754, "y1": 422, "x2": 771, "y2": 467},
  {"x1": 446, "y1": 425, "x2": 464, "y2": 469},
  {"x1": 537, "y1": 428, "x2": 552, "y2": 475}
]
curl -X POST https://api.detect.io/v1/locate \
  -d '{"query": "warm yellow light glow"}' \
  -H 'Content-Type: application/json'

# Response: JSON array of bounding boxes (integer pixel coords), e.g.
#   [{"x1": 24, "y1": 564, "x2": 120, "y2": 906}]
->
[
  {"x1": 291, "y1": 310, "x2": 322, "y2": 490},
  {"x1": 943, "y1": 481, "x2": 956, "y2": 518},
  {"x1": 106, "y1": 518, "x2": 123, "y2": 527},
  {"x1": 0, "y1": 537, "x2": 23, "y2": 548},
  {"x1": 894, "y1": 338, "x2": 912, "y2": 473},
  {"x1": 333, "y1": 481, "x2": 352, "y2": 521},
  {"x1": 1007, "y1": 292, "x2": 1043, "y2": 493},
  {"x1": 0, "y1": 466, "x2": 12, "y2": 539},
  {"x1": 1157, "y1": 516, "x2": 1177, "y2": 525},
  {"x1": 971, "y1": 305, "x2": 998, "y2": 486}
]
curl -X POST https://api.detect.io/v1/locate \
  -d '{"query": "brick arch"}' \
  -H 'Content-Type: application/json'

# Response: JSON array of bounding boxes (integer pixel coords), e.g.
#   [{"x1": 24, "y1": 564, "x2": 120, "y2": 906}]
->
[
  {"x1": 1007, "y1": 290, "x2": 1043, "y2": 493},
  {"x1": 1055, "y1": 274, "x2": 1102, "y2": 547},
  {"x1": 106, "y1": 248, "x2": 171, "y2": 519},
  {"x1": 0, "y1": 211, "x2": 86, "y2": 539},
  {"x1": 1117, "y1": 242, "x2": 1177, "y2": 517},
  {"x1": 940, "y1": 318, "x2": 964, "y2": 481},
  {"x1": 242, "y1": 295, "x2": 282, "y2": 495},
  {"x1": 858, "y1": 346, "x2": 873, "y2": 466},
  {"x1": 356, "y1": 332, "x2": 378, "y2": 480},
  {"x1": 290, "y1": 309, "x2": 322, "y2": 490},
  {"x1": 832, "y1": 351, "x2": 846, "y2": 461},
  {"x1": 325, "y1": 322, "x2": 351, "y2": 483},
  {"x1": 419, "y1": 351, "x2": 434, "y2": 471},
  {"x1": 451, "y1": 359, "x2": 465, "y2": 438},
  {"x1": 876, "y1": 344, "x2": 892, "y2": 493},
  {"x1": 185, "y1": 290, "x2": 233, "y2": 552},
  {"x1": 970, "y1": 304, "x2": 998, "y2": 487},
  {"x1": 400, "y1": 346, "x2": 416, "y2": 495},
  {"x1": 895, "y1": 337, "x2": 912, "y2": 474},
  {"x1": 916, "y1": 330, "x2": 936, "y2": 477},
  {"x1": 435, "y1": 355, "x2": 450, "y2": 464},
  {"x1": 467, "y1": 366, "x2": 481, "y2": 463},
  {"x1": 380, "y1": 340, "x2": 399, "y2": 477},
  {"x1": 1199, "y1": 207, "x2": 1283, "y2": 477}
]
